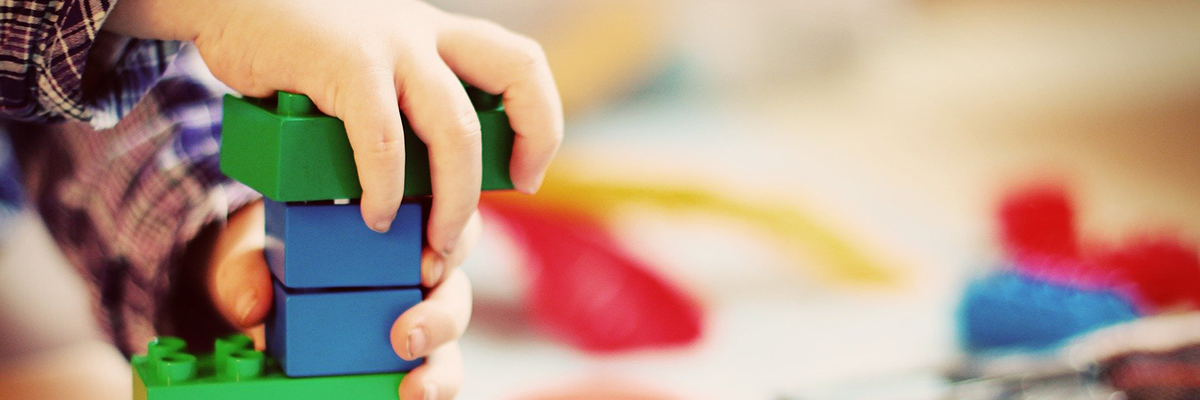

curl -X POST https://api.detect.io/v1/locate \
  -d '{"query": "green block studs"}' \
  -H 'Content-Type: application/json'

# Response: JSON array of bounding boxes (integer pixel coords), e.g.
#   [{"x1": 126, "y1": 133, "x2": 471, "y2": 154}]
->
[
  {"x1": 220, "y1": 89, "x2": 515, "y2": 202},
  {"x1": 133, "y1": 335, "x2": 405, "y2": 400}
]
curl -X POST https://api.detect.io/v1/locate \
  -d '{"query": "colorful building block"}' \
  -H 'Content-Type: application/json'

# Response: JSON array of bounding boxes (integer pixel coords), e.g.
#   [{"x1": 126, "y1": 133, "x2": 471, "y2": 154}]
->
[
  {"x1": 132, "y1": 335, "x2": 405, "y2": 400},
  {"x1": 957, "y1": 270, "x2": 1139, "y2": 353},
  {"x1": 266, "y1": 281, "x2": 423, "y2": 377},
  {"x1": 265, "y1": 199, "x2": 424, "y2": 289},
  {"x1": 220, "y1": 88, "x2": 515, "y2": 202}
]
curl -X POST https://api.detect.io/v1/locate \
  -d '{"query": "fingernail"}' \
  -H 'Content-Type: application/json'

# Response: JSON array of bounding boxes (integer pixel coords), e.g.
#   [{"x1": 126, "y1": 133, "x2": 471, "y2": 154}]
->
[
  {"x1": 426, "y1": 257, "x2": 445, "y2": 287},
  {"x1": 440, "y1": 236, "x2": 458, "y2": 257},
  {"x1": 407, "y1": 327, "x2": 427, "y2": 359},
  {"x1": 236, "y1": 292, "x2": 258, "y2": 326},
  {"x1": 423, "y1": 382, "x2": 438, "y2": 400},
  {"x1": 371, "y1": 216, "x2": 395, "y2": 233},
  {"x1": 519, "y1": 172, "x2": 547, "y2": 195}
]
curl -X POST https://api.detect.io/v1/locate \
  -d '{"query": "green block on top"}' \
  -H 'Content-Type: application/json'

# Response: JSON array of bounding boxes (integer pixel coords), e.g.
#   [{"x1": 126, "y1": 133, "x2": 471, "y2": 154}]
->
[
  {"x1": 220, "y1": 88, "x2": 515, "y2": 202},
  {"x1": 133, "y1": 335, "x2": 405, "y2": 400}
]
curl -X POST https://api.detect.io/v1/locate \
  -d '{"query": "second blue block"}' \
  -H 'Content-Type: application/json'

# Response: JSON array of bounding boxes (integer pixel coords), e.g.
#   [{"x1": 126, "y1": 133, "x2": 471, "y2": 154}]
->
[
  {"x1": 266, "y1": 280, "x2": 424, "y2": 377},
  {"x1": 265, "y1": 199, "x2": 424, "y2": 289}
]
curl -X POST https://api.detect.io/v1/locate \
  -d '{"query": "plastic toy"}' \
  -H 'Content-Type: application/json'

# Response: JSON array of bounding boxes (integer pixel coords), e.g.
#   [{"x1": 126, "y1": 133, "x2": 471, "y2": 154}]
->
[
  {"x1": 998, "y1": 184, "x2": 1079, "y2": 262},
  {"x1": 957, "y1": 270, "x2": 1139, "y2": 352},
  {"x1": 266, "y1": 280, "x2": 423, "y2": 377},
  {"x1": 220, "y1": 88, "x2": 515, "y2": 202},
  {"x1": 175, "y1": 79, "x2": 524, "y2": 396},
  {"x1": 265, "y1": 199, "x2": 424, "y2": 289},
  {"x1": 132, "y1": 335, "x2": 405, "y2": 400},
  {"x1": 1094, "y1": 235, "x2": 1200, "y2": 312},
  {"x1": 483, "y1": 198, "x2": 704, "y2": 353},
  {"x1": 998, "y1": 184, "x2": 1200, "y2": 312}
]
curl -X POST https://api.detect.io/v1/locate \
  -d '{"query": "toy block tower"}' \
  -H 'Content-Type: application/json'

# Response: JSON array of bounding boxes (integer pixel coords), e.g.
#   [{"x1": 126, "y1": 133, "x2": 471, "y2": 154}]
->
[
  {"x1": 223, "y1": 86, "x2": 513, "y2": 377},
  {"x1": 131, "y1": 86, "x2": 515, "y2": 398}
]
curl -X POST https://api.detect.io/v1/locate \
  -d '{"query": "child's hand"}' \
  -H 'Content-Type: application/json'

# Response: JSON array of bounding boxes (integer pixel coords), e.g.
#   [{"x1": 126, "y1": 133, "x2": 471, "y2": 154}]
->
[
  {"x1": 206, "y1": 201, "x2": 476, "y2": 400},
  {"x1": 107, "y1": 0, "x2": 563, "y2": 254}
]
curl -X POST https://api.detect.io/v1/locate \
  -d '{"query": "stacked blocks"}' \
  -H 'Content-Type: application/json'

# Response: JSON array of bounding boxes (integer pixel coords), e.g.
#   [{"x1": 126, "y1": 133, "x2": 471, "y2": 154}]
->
[
  {"x1": 261, "y1": 198, "x2": 422, "y2": 376},
  {"x1": 133, "y1": 335, "x2": 405, "y2": 400},
  {"x1": 162, "y1": 85, "x2": 517, "y2": 394}
]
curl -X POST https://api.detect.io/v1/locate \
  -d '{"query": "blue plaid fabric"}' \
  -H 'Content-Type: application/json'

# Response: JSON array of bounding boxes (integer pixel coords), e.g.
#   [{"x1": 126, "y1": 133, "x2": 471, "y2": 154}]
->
[{"x1": 0, "y1": 133, "x2": 23, "y2": 238}]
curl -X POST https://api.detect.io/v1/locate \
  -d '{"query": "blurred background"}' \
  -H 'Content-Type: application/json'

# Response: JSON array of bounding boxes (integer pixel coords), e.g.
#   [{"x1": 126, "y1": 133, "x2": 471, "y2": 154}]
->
[{"x1": 3, "y1": 0, "x2": 1200, "y2": 399}]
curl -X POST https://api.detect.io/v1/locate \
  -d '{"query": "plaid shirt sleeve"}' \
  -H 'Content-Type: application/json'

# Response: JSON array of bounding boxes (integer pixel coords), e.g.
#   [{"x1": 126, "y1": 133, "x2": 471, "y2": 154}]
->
[
  {"x1": 0, "y1": 0, "x2": 178, "y2": 127},
  {"x1": 7, "y1": 48, "x2": 260, "y2": 355}
]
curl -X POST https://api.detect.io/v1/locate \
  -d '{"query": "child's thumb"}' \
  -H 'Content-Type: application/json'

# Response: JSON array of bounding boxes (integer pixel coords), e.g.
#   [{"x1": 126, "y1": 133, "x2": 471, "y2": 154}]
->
[
  {"x1": 211, "y1": 249, "x2": 274, "y2": 329},
  {"x1": 208, "y1": 201, "x2": 274, "y2": 330}
]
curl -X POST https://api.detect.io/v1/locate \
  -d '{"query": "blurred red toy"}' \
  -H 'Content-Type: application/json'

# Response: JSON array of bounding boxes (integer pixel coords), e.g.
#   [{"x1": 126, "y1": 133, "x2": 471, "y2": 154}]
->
[
  {"x1": 999, "y1": 184, "x2": 1079, "y2": 262},
  {"x1": 484, "y1": 198, "x2": 704, "y2": 353},
  {"x1": 1094, "y1": 235, "x2": 1200, "y2": 312},
  {"x1": 997, "y1": 183, "x2": 1200, "y2": 313}
]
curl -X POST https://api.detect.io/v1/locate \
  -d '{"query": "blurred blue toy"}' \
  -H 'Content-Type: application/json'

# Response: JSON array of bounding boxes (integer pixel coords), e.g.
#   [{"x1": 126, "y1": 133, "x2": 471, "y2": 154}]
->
[{"x1": 957, "y1": 270, "x2": 1139, "y2": 353}]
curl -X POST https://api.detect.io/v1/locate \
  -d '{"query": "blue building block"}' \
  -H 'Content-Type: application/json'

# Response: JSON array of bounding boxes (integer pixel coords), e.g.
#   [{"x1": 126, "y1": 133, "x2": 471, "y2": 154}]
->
[
  {"x1": 957, "y1": 270, "x2": 1139, "y2": 353},
  {"x1": 266, "y1": 280, "x2": 423, "y2": 377},
  {"x1": 265, "y1": 199, "x2": 424, "y2": 289}
]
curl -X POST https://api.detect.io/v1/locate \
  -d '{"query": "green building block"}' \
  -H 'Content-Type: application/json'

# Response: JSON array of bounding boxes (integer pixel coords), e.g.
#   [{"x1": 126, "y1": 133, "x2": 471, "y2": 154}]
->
[
  {"x1": 133, "y1": 335, "x2": 405, "y2": 400},
  {"x1": 220, "y1": 88, "x2": 515, "y2": 202}
]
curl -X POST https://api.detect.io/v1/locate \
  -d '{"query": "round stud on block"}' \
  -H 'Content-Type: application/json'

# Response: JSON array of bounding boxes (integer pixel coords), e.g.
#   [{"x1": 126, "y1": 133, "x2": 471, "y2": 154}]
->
[
  {"x1": 155, "y1": 353, "x2": 198, "y2": 384},
  {"x1": 147, "y1": 336, "x2": 187, "y2": 360},
  {"x1": 276, "y1": 91, "x2": 317, "y2": 116},
  {"x1": 214, "y1": 334, "x2": 254, "y2": 372},
  {"x1": 221, "y1": 349, "x2": 266, "y2": 381}
]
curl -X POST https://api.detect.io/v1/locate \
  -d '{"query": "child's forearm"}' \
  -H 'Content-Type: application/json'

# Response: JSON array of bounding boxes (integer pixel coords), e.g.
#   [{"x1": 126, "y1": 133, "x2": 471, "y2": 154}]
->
[{"x1": 103, "y1": 0, "x2": 213, "y2": 41}]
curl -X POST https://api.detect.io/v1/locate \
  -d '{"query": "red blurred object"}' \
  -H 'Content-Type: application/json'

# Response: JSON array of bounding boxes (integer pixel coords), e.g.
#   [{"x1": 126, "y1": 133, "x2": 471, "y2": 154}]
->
[
  {"x1": 998, "y1": 184, "x2": 1079, "y2": 262},
  {"x1": 483, "y1": 199, "x2": 704, "y2": 353},
  {"x1": 1093, "y1": 235, "x2": 1200, "y2": 312},
  {"x1": 998, "y1": 184, "x2": 1104, "y2": 286},
  {"x1": 997, "y1": 183, "x2": 1200, "y2": 313},
  {"x1": 508, "y1": 377, "x2": 687, "y2": 400}
]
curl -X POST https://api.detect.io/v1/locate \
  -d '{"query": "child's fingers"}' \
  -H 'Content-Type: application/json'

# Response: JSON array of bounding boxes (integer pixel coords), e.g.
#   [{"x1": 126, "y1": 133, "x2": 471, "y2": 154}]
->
[
  {"x1": 437, "y1": 18, "x2": 564, "y2": 194},
  {"x1": 397, "y1": 48, "x2": 482, "y2": 255},
  {"x1": 207, "y1": 201, "x2": 274, "y2": 329},
  {"x1": 398, "y1": 342, "x2": 463, "y2": 400},
  {"x1": 390, "y1": 269, "x2": 472, "y2": 361},
  {"x1": 422, "y1": 210, "x2": 481, "y2": 288},
  {"x1": 333, "y1": 65, "x2": 408, "y2": 233}
]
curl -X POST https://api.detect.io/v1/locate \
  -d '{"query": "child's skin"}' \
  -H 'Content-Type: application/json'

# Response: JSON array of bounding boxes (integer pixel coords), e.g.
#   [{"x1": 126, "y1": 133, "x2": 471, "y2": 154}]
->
[{"x1": 104, "y1": 1, "x2": 564, "y2": 399}]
